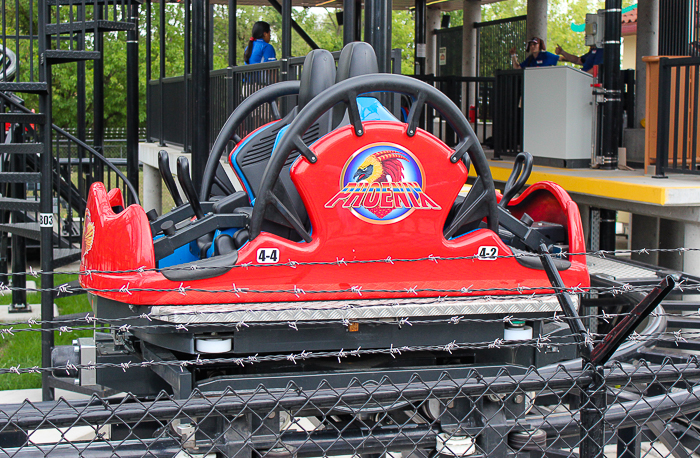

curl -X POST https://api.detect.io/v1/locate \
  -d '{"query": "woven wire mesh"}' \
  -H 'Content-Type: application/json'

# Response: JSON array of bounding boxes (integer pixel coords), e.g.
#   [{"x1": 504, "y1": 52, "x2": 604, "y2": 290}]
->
[
  {"x1": 1, "y1": 249, "x2": 700, "y2": 457},
  {"x1": 0, "y1": 359, "x2": 699, "y2": 457}
]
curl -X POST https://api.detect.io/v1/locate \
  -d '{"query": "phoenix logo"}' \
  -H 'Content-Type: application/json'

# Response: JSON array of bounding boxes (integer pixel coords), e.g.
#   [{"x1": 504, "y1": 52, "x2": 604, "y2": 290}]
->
[{"x1": 325, "y1": 143, "x2": 440, "y2": 224}]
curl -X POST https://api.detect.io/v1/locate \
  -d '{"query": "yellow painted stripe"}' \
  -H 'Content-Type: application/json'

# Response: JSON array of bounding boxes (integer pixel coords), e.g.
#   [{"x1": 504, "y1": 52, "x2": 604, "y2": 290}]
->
[{"x1": 487, "y1": 165, "x2": 685, "y2": 206}]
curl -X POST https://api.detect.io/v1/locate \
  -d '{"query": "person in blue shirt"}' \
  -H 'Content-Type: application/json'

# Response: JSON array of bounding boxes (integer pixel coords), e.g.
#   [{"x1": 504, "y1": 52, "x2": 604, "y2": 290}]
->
[
  {"x1": 244, "y1": 21, "x2": 276, "y2": 65},
  {"x1": 556, "y1": 44, "x2": 604, "y2": 74},
  {"x1": 510, "y1": 37, "x2": 561, "y2": 69}
]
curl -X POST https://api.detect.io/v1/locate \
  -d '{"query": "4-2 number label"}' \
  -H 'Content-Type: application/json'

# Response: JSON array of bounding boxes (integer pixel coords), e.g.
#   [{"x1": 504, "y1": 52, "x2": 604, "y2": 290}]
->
[
  {"x1": 257, "y1": 248, "x2": 279, "y2": 264},
  {"x1": 477, "y1": 246, "x2": 499, "y2": 260}
]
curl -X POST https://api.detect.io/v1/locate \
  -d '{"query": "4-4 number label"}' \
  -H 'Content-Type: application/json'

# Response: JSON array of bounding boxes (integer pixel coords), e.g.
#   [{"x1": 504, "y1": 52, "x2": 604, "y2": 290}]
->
[
  {"x1": 477, "y1": 246, "x2": 499, "y2": 260},
  {"x1": 257, "y1": 248, "x2": 279, "y2": 264}
]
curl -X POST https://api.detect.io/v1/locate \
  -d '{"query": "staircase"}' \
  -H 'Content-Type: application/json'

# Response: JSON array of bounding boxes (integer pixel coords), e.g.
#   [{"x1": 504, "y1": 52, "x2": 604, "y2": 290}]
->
[{"x1": 0, "y1": 0, "x2": 140, "y2": 400}]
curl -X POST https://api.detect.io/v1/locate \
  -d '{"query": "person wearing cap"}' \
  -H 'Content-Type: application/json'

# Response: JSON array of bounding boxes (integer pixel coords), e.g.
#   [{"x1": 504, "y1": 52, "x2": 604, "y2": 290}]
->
[
  {"x1": 555, "y1": 44, "x2": 604, "y2": 75},
  {"x1": 510, "y1": 37, "x2": 560, "y2": 69}
]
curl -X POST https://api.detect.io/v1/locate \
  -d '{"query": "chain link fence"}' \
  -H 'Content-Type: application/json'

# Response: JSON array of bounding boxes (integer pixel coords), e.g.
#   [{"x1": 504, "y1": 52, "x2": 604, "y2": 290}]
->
[
  {"x1": 1, "y1": 358, "x2": 700, "y2": 457},
  {"x1": 0, "y1": 248, "x2": 699, "y2": 457}
]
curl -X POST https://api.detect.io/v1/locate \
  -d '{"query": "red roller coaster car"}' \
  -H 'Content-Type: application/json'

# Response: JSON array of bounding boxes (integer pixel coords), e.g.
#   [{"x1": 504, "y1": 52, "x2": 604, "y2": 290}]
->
[{"x1": 80, "y1": 75, "x2": 588, "y2": 312}]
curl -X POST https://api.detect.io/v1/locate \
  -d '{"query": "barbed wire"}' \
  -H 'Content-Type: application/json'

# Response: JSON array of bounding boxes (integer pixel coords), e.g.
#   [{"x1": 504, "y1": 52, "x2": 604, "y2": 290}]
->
[
  {"x1": 0, "y1": 306, "x2": 684, "y2": 333},
  {"x1": 0, "y1": 279, "x2": 692, "y2": 331},
  {"x1": 0, "y1": 280, "x2": 692, "y2": 332},
  {"x1": 0, "y1": 312, "x2": 605, "y2": 332},
  {"x1": 1, "y1": 246, "x2": 698, "y2": 279},
  {"x1": 0, "y1": 280, "x2": 692, "y2": 301},
  {"x1": 0, "y1": 247, "x2": 695, "y2": 378},
  {"x1": 0, "y1": 334, "x2": 598, "y2": 376},
  {"x1": 3, "y1": 327, "x2": 700, "y2": 376}
]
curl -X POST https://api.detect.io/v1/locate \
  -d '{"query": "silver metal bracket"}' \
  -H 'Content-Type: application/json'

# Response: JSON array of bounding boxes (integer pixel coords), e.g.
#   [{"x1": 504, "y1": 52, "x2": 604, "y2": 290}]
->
[
  {"x1": 172, "y1": 419, "x2": 197, "y2": 449},
  {"x1": 73, "y1": 337, "x2": 97, "y2": 386}
]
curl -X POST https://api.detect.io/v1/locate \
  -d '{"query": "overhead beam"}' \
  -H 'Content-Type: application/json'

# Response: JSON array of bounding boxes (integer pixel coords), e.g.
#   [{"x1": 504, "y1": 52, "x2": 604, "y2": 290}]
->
[{"x1": 266, "y1": 0, "x2": 320, "y2": 51}]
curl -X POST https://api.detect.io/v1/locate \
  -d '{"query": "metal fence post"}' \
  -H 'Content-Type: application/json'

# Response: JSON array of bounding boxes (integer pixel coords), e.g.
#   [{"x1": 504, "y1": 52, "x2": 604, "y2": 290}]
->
[
  {"x1": 126, "y1": 0, "x2": 139, "y2": 207},
  {"x1": 654, "y1": 57, "x2": 671, "y2": 178},
  {"x1": 38, "y1": 0, "x2": 55, "y2": 402},
  {"x1": 580, "y1": 364, "x2": 606, "y2": 458},
  {"x1": 280, "y1": 59, "x2": 291, "y2": 116},
  {"x1": 227, "y1": 66, "x2": 234, "y2": 120},
  {"x1": 159, "y1": 0, "x2": 166, "y2": 147}
]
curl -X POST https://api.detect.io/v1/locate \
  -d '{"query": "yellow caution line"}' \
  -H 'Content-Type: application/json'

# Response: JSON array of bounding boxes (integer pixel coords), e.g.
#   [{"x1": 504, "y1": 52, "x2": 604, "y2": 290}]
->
[{"x1": 488, "y1": 166, "x2": 678, "y2": 206}]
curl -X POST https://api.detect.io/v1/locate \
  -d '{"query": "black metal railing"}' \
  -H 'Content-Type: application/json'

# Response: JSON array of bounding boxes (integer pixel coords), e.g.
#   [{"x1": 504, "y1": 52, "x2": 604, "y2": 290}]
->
[
  {"x1": 0, "y1": 92, "x2": 138, "y2": 243},
  {"x1": 654, "y1": 56, "x2": 700, "y2": 177},
  {"x1": 411, "y1": 75, "x2": 495, "y2": 148},
  {"x1": 147, "y1": 50, "x2": 403, "y2": 151},
  {"x1": 0, "y1": 1, "x2": 39, "y2": 84},
  {"x1": 49, "y1": 0, "x2": 133, "y2": 51},
  {"x1": 147, "y1": 59, "x2": 298, "y2": 150},
  {"x1": 493, "y1": 69, "x2": 524, "y2": 158},
  {"x1": 51, "y1": 128, "x2": 137, "y2": 248},
  {"x1": 659, "y1": 0, "x2": 699, "y2": 56}
]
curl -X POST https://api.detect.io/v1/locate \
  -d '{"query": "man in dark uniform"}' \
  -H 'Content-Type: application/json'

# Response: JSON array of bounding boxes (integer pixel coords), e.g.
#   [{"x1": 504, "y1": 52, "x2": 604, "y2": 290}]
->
[{"x1": 556, "y1": 44, "x2": 604, "y2": 74}]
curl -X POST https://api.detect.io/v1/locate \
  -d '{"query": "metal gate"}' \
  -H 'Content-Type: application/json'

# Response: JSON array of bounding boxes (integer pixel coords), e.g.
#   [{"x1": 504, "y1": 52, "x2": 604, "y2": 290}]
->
[
  {"x1": 477, "y1": 15, "x2": 527, "y2": 77},
  {"x1": 660, "y1": 0, "x2": 699, "y2": 56}
]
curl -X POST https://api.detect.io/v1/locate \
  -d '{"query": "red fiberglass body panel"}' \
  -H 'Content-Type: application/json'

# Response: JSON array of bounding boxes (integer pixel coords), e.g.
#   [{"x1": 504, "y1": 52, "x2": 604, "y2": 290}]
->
[{"x1": 80, "y1": 122, "x2": 589, "y2": 306}]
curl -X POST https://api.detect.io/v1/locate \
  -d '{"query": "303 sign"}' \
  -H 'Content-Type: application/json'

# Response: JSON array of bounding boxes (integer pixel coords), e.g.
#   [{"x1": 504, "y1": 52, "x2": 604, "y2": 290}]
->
[{"x1": 39, "y1": 213, "x2": 54, "y2": 228}]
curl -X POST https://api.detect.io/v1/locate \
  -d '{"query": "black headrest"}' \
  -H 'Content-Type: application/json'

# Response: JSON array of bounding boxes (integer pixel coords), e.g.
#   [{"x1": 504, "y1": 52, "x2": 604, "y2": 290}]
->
[
  {"x1": 335, "y1": 42, "x2": 378, "y2": 83},
  {"x1": 298, "y1": 49, "x2": 336, "y2": 111}
]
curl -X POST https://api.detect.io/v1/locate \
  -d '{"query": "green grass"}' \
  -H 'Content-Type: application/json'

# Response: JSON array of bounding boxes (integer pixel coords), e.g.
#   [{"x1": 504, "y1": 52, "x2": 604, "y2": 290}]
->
[
  {"x1": 0, "y1": 167, "x2": 179, "y2": 391},
  {"x1": 0, "y1": 273, "x2": 93, "y2": 390}
]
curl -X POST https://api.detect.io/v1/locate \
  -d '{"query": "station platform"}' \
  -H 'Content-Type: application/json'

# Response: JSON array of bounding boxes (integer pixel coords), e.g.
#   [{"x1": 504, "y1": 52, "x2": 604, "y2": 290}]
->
[
  {"x1": 484, "y1": 158, "x2": 700, "y2": 223},
  {"x1": 487, "y1": 159, "x2": 700, "y2": 209},
  {"x1": 484, "y1": 158, "x2": 700, "y2": 276}
]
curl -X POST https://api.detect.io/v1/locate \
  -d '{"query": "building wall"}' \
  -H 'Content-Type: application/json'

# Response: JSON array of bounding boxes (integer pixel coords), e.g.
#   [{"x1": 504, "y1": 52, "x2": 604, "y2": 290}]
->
[{"x1": 622, "y1": 34, "x2": 637, "y2": 70}]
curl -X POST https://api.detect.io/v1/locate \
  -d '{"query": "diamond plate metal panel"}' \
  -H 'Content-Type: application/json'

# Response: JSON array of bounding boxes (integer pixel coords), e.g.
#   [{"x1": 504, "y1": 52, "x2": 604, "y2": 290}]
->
[
  {"x1": 150, "y1": 294, "x2": 575, "y2": 323},
  {"x1": 586, "y1": 255, "x2": 659, "y2": 279}
]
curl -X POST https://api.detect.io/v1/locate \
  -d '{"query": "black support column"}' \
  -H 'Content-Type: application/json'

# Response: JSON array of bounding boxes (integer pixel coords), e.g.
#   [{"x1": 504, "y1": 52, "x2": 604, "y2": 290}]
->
[
  {"x1": 414, "y1": 0, "x2": 426, "y2": 75},
  {"x1": 364, "y1": 0, "x2": 392, "y2": 73},
  {"x1": 184, "y1": 0, "x2": 191, "y2": 152},
  {"x1": 192, "y1": 0, "x2": 210, "y2": 191},
  {"x1": 281, "y1": 0, "x2": 292, "y2": 59},
  {"x1": 229, "y1": 0, "x2": 237, "y2": 66},
  {"x1": 127, "y1": 2, "x2": 140, "y2": 206},
  {"x1": 38, "y1": 0, "x2": 54, "y2": 401},
  {"x1": 599, "y1": 209, "x2": 617, "y2": 252},
  {"x1": 209, "y1": 4, "x2": 215, "y2": 70},
  {"x1": 600, "y1": 0, "x2": 622, "y2": 169},
  {"x1": 94, "y1": 6, "x2": 104, "y2": 167},
  {"x1": 159, "y1": 0, "x2": 166, "y2": 146},
  {"x1": 343, "y1": 0, "x2": 362, "y2": 44}
]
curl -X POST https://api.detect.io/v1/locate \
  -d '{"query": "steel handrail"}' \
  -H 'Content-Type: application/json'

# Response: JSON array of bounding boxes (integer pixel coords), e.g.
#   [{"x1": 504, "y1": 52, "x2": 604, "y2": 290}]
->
[{"x1": 0, "y1": 90, "x2": 140, "y2": 206}]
